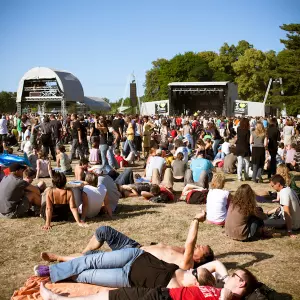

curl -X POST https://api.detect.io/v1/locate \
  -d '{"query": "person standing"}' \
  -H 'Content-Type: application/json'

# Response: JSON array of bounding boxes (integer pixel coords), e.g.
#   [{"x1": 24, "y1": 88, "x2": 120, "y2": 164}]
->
[
  {"x1": 70, "y1": 114, "x2": 84, "y2": 161},
  {"x1": 50, "y1": 114, "x2": 62, "y2": 146},
  {"x1": 267, "y1": 118, "x2": 281, "y2": 178},
  {"x1": 40, "y1": 116, "x2": 56, "y2": 161},
  {"x1": 235, "y1": 118, "x2": 251, "y2": 181},
  {"x1": 0, "y1": 114, "x2": 8, "y2": 145},
  {"x1": 283, "y1": 120, "x2": 295, "y2": 146},
  {"x1": 250, "y1": 122, "x2": 268, "y2": 183}
]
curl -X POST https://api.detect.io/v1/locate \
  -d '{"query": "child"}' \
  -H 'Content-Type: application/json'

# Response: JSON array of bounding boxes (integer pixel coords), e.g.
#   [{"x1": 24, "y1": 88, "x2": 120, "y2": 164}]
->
[
  {"x1": 277, "y1": 142, "x2": 285, "y2": 164},
  {"x1": 23, "y1": 135, "x2": 32, "y2": 156},
  {"x1": 56, "y1": 145, "x2": 72, "y2": 175},
  {"x1": 285, "y1": 144, "x2": 297, "y2": 170},
  {"x1": 29, "y1": 147, "x2": 38, "y2": 170},
  {"x1": 74, "y1": 158, "x2": 89, "y2": 181},
  {"x1": 89, "y1": 142, "x2": 100, "y2": 165},
  {"x1": 221, "y1": 137, "x2": 230, "y2": 156},
  {"x1": 36, "y1": 150, "x2": 52, "y2": 179},
  {"x1": 114, "y1": 149, "x2": 128, "y2": 168}
]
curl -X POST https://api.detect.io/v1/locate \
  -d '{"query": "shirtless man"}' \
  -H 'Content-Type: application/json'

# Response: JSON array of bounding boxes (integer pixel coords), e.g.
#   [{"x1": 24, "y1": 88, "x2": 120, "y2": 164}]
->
[{"x1": 41, "y1": 212, "x2": 214, "y2": 270}]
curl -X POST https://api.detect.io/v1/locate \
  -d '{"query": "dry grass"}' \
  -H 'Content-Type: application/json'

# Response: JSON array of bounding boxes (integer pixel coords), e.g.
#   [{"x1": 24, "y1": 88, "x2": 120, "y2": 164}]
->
[{"x1": 1, "y1": 163, "x2": 300, "y2": 299}]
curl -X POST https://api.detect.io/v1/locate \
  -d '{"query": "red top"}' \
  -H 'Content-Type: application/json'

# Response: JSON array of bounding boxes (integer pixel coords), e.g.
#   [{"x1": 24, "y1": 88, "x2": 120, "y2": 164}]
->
[
  {"x1": 160, "y1": 186, "x2": 174, "y2": 202},
  {"x1": 171, "y1": 130, "x2": 177, "y2": 138},
  {"x1": 169, "y1": 286, "x2": 221, "y2": 300},
  {"x1": 115, "y1": 155, "x2": 128, "y2": 167},
  {"x1": 176, "y1": 117, "x2": 182, "y2": 126}
]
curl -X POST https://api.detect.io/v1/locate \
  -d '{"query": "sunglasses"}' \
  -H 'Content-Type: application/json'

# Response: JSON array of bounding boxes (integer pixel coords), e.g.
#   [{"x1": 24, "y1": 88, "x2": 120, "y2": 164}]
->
[
  {"x1": 232, "y1": 272, "x2": 245, "y2": 283},
  {"x1": 192, "y1": 268, "x2": 199, "y2": 282}
]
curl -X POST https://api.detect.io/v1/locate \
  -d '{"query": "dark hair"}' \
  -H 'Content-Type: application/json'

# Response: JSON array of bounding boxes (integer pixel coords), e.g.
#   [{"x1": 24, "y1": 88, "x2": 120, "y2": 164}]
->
[
  {"x1": 58, "y1": 145, "x2": 66, "y2": 152},
  {"x1": 79, "y1": 158, "x2": 89, "y2": 166},
  {"x1": 72, "y1": 113, "x2": 78, "y2": 119},
  {"x1": 176, "y1": 152, "x2": 184, "y2": 160},
  {"x1": 224, "y1": 137, "x2": 230, "y2": 142},
  {"x1": 174, "y1": 139, "x2": 183, "y2": 148},
  {"x1": 271, "y1": 174, "x2": 285, "y2": 186},
  {"x1": 239, "y1": 268, "x2": 259, "y2": 296},
  {"x1": 239, "y1": 118, "x2": 250, "y2": 130},
  {"x1": 194, "y1": 246, "x2": 215, "y2": 267},
  {"x1": 150, "y1": 184, "x2": 160, "y2": 196},
  {"x1": 44, "y1": 116, "x2": 50, "y2": 123},
  {"x1": 269, "y1": 117, "x2": 277, "y2": 127},
  {"x1": 24, "y1": 168, "x2": 36, "y2": 178},
  {"x1": 85, "y1": 172, "x2": 98, "y2": 187},
  {"x1": 278, "y1": 142, "x2": 284, "y2": 148},
  {"x1": 52, "y1": 171, "x2": 67, "y2": 189}
]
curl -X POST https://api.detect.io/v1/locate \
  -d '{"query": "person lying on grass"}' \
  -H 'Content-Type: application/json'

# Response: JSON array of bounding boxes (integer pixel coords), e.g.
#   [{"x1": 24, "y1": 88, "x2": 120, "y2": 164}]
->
[
  {"x1": 35, "y1": 212, "x2": 236, "y2": 292},
  {"x1": 39, "y1": 266, "x2": 259, "y2": 300}
]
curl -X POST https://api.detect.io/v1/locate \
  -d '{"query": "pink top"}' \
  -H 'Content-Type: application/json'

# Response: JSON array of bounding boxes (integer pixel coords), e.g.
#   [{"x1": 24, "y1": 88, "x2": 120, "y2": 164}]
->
[
  {"x1": 89, "y1": 148, "x2": 100, "y2": 164},
  {"x1": 285, "y1": 149, "x2": 296, "y2": 163}
]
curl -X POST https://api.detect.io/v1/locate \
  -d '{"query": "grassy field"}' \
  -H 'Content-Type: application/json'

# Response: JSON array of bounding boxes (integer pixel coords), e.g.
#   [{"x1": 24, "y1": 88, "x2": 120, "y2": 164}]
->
[{"x1": 1, "y1": 162, "x2": 300, "y2": 300}]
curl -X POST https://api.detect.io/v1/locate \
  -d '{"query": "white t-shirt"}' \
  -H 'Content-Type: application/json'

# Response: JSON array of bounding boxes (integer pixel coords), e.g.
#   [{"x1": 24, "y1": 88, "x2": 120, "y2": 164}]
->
[
  {"x1": 0, "y1": 118, "x2": 8, "y2": 134},
  {"x1": 206, "y1": 189, "x2": 229, "y2": 224},
  {"x1": 175, "y1": 146, "x2": 189, "y2": 163},
  {"x1": 221, "y1": 142, "x2": 230, "y2": 155},
  {"x1": 145, "y1": 156, "x2": 166, "y2": 180},
  {"x1": 280, "y1": 187, "x2": 300, "y2": 230},
  {"x1": 79, "y1": 184, "x2": 107, "y2": 218},
  {"x1": 23, "y1": 141, "x2": 32, "y2": 155}
]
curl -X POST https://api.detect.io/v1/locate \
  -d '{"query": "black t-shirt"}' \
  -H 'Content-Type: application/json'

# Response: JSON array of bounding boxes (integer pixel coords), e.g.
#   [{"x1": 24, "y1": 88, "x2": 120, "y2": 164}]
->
[
  {"x1": 129, "y1": 252, "x2": 179, "y2": 288},
  {"x1": 41, "y1": 122, "x2": 52, "y2": 134},
  {"x1": 112, "y1": 118, "x2": 121, "y2": 133},
  {"x1": 50, "y1": 119, "x2": 62, "y2": 138},
  {"x1": 0, "y1": 174, "x2": 29, "y2": 215},
  {"x1": 80, "y1": 122, "x2": 87, "y2": 139},
  {"x1": 267, "y1": 127, "x2": 280, "y2": 152},
  {"x1": 72, "y1": 120, "x2": 81, "y2": 139}
]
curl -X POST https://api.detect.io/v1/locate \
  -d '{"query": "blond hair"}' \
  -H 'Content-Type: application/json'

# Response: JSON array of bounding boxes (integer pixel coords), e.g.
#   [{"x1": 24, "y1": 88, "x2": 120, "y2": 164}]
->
[
  {"x1": 210, "y1": 172, "x2": 225, "y2": 189},
  {"x1": 254, "y1": 122, "x2": 265, "y2": 137},
  {"x1": 276, "y1": 164, "x2": 291, "y2": 187}
]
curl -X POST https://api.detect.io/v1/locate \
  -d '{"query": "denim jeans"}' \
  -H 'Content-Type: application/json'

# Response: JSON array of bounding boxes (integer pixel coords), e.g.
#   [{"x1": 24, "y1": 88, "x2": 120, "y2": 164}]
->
[
  {"x1": 214, "y1": 152, "x2": 225, "y2": 160},
  {"x1": 50, "y1": 248, "x2": 144, "y2": 287},
  {"x1": 93, "y1": 225, "x2": 141, "y2": 251},
  {"x1": 184, "y1": 169, "x2": 211, "y2": 189},
  {"x1": 114, "y1": 168, "x2": 134, "y2": 185},
  {"x1": 212, "y1": 139, "x2": 221, "y2": 157},
  {"x1": 70, "y1": 139, "x2": 84, "y2": 160},
  {"x1": 127, "y1": 139, "x2": 137, "y2": 155},
  {"x1": 237, "y1": 156, "x2": 250, "y2": 180},
  {"x1": 99, "y1": 144, "x2": 109, "y2": 168},
  {"x1": 107, "y1": 145, "x2": 119, "y2": 169}
]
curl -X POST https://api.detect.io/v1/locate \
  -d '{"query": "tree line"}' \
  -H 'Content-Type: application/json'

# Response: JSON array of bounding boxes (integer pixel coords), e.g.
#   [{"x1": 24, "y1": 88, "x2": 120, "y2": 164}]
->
[{"x1": 143, "y1": 23, "x2": 300, "y2": 115}]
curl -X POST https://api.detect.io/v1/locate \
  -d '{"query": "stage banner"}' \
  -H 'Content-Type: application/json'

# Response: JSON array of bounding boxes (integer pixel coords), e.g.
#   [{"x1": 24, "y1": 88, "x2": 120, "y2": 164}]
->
[
  {"x1": 234, "y1": 101, "x2": 248, "y2": 114},
  {"x1": 155, "y1": 102, "x2": 168, "y2": 114}
]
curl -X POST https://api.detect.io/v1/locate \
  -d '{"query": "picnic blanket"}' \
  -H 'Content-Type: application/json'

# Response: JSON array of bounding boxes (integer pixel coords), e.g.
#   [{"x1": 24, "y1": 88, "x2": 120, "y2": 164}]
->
[{"x1": 11, "y1": 276, "x2": 113, "y2": 300}]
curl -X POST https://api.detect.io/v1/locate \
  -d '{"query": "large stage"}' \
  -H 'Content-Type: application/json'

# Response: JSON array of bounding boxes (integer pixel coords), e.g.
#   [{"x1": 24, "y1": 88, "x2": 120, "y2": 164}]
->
[{"x1": 168, "y1": 82, "x2": 238, "y2": 116}]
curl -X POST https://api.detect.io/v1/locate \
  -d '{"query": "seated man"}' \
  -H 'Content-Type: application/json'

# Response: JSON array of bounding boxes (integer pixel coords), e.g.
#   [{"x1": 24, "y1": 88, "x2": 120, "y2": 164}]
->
[
  {"x1": 0, "y1": 163, "x2": 41, "y2": 218},
  {"x1": 41, "y1": 213, "x2": 214, "y2": 270},
  {"x1": 75, "y1": 158, "x2": 89, "y2": 181},
  {"x1": 80, "y1": 172, "x2": 112, "y2": 220},
  {"x1": 184, "y1": 150, "x2": 214, "y2": 189},
  {"x1": 223, "y1": 146, "x2": 237, "y2": 174},
  {"x1": 265, "y1": 174, "x2": 300, "y2": 237},
  {"x1": 40, "y1": 267, "x2": 259, "y2": 300}
]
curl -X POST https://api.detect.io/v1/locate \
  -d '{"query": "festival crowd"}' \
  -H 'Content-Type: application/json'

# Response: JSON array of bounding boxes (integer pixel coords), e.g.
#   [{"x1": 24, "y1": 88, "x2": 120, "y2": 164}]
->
[{"x1": 1, "y1": 111, "x2": 300, "y2": 300}]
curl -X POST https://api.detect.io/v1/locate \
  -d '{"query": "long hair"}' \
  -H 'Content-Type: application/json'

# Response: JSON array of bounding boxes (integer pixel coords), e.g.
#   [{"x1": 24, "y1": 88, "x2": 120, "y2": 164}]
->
[
  {"x1": 276, "y1": 164, "x2": 291, "y2": 186},
  {"x1": 231, "y1": 184, "x2": 256, "y2": 216},
  {"x1": 254, "y1": 122, "x2": 265, "y2": 137},
  {"x1": 239, "y1": 118, "x2": 249, "y2": 130}
]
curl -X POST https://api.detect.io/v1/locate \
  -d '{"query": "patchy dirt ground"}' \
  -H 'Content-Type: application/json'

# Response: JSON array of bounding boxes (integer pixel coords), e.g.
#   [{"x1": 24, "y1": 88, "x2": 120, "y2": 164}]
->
[{"x1": 1, "y1": 158, "x2": 300, "y2": 299}]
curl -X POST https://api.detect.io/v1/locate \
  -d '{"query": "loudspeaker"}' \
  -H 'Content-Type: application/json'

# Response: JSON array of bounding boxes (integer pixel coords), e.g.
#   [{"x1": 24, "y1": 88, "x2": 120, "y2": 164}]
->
[{"x1": 130, "y1": 83, "x2": 138, "y2": 106}]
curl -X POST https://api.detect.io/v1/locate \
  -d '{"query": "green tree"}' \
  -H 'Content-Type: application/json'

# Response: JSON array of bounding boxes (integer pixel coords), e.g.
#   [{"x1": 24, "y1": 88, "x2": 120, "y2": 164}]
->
[
  {"x1": 0, "y1": 91, "x2": 17, "y2": 113},
  {"x1": 233, "y1": 49, "x2": 277, "y2": 101},
  {"x1": 274, "y1": 24, "x2": 300, "y2": 115}
]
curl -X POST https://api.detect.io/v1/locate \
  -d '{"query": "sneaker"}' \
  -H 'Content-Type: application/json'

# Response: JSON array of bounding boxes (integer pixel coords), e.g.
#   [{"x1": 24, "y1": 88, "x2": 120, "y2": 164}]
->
[{"x1": 34, "y1": 265, "x2": 50, "y2": 277}]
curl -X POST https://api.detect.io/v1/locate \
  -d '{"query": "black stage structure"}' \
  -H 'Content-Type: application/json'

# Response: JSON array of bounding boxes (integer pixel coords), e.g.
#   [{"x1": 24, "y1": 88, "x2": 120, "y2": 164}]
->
[{"x1": 168, "y1": 82, "x2": 238, "y2": 116}]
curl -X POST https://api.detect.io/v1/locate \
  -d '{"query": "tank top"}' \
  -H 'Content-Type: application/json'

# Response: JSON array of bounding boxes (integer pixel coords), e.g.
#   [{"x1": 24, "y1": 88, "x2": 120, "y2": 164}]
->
[
  {"x1": 60, "y1": 153, "x2": 71, "y2": 172},
  {"x1": 38, "y1": 159, "x2": 50, "y2": 177},
  {"x1": 129, "y1": 252, "x2": 179, "y2": 288}
]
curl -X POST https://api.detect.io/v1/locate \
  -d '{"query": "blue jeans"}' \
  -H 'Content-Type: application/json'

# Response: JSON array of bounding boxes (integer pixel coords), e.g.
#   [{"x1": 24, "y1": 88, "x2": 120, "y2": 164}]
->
[
  {"x1": 214, "y1": 152, "x2": 225, "y2": 160},
  {"x1": 107, "y1": 145, "x2": 119, "y2": 169},
  {"x1": 99, "y1": 144, "x2": 109, "y2": 168},
  {"x1": 50, "y1": 248, "x2": 144, "y2": 287},
  {"x1": 212, "y1": 139, "x2": 221, "y2": 157},
  {"x1": 90, "y1": 226, "x2": 141, "y2": 252},
  {"x1": 114, "y1": 168, "x2": 134, "y2": 186}
]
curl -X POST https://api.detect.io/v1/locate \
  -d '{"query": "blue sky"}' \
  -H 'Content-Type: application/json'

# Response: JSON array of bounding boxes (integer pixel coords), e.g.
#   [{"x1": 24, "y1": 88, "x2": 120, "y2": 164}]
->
[{"x1": 0, "y1": 0, "x2": 299, "y2": 102}]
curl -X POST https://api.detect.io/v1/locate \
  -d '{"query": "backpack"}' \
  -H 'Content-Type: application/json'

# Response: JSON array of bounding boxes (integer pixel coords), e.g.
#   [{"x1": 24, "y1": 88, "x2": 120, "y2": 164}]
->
[
  {"x1": 149, "y1": 193, "x2": 169, "y2": 203},
  {"x1": 186, "y1": 189, "x2": 208, "y2": 204},
  {"x1": 245, "y1": 283, "x2": 285, "y2": 300}
]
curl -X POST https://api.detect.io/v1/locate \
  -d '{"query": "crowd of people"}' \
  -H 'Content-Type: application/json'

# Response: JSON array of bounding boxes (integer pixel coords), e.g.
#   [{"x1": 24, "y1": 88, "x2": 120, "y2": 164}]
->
[{"x1": 0, "y1": 111, "x2": 300, "y2": 299}]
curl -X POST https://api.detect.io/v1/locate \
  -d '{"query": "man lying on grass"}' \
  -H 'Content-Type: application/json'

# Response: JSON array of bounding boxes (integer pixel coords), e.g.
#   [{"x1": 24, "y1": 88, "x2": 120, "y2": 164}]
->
[
  {"x1": 40, "y1": 267, "x2": 259, "y2": 300},
  {"x1": 41, "y1": 213, "x2": 214, "y2": 270}
]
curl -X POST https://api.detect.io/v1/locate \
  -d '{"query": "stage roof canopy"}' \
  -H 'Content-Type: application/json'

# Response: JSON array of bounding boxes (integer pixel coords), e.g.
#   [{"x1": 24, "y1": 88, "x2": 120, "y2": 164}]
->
[
  {"x1": 17, "y1": 67, "x2": 84, "y2": 103},
  {"x1": 83, "y1": 96, "x2": 111, "y2": 111},
  {"x1": 168, "y1": 82, "x2": 229, "y2": 87}
]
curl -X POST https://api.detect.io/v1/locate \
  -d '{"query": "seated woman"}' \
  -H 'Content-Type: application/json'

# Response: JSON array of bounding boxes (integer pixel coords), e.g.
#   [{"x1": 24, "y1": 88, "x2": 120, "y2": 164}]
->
[
  {"x1": 56, "y1": 145, "x2": 72, "y2": 175},
  {"x1": 225, "y1": 184, "x2": 266, "y2": 241},
  {"x1": 36, "y1": 150, "x2": 52, "y2": 179},
  {"x1": 80, "y1": 173, "x2": 112, "y2": 220},
  {"x1": 276, "y1": 164, "x2": 300, "y2": 197},
  {"x1": 41, "y1": 171, "x2": 88, "y2": 230},
  {"x1": 206, "y1": 173, "x2": 230, "y2": 226},
  {"x1": 171, "y1": 152, "x2": 186, "y2": 182}
]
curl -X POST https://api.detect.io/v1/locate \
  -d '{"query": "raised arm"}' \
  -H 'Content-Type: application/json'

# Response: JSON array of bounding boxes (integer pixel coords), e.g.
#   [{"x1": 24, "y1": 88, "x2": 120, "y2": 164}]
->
[
  {"x1": 200, "y1": 260, "x2": 228, "y2": 277},
  {"x1": 180, "y1": 210, "x2": 206, "y2": 270}
]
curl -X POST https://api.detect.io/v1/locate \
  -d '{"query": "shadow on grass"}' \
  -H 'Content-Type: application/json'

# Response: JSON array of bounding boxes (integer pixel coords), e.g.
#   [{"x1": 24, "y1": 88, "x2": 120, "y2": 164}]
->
[
  {"x1": 217, "y1": 251, "x2": 273, "y2": 269},
  {"x1": 115, "y1": 203, "x2": 165, "y2": 213}
]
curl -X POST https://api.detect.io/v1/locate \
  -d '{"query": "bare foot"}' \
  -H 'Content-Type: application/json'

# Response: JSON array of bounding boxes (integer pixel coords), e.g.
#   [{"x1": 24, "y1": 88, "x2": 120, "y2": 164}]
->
[
  {"x1": 40, "y1": 282, "x2": 59, "y2": 300},
  {"x1": 41, "y1": 252, "x2": 59, "y2": 262}
]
